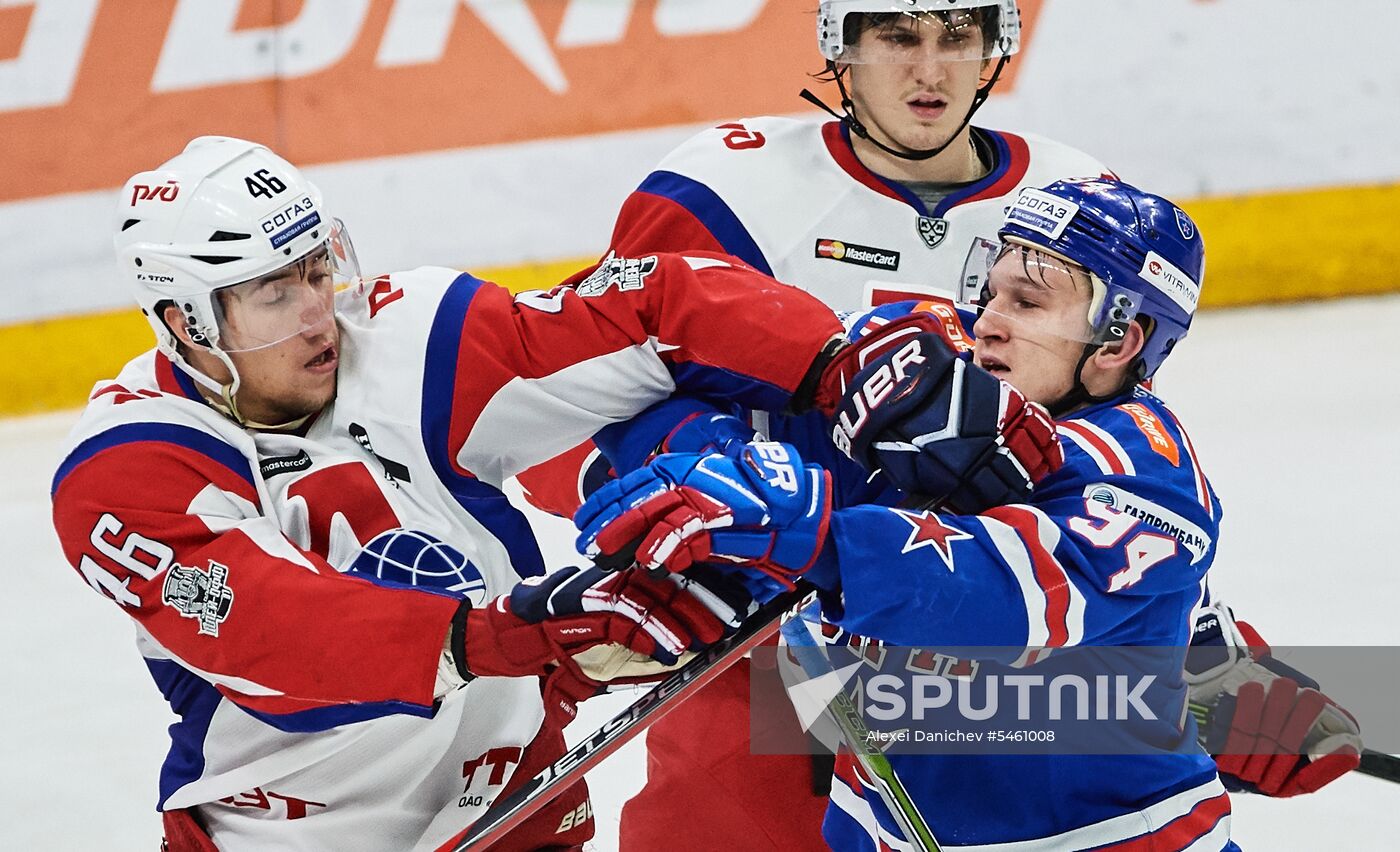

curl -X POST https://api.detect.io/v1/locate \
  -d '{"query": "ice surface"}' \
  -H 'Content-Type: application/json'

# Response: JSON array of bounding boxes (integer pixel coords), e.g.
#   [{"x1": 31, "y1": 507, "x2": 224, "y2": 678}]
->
[{"x1": 5, "y1": 296, "x2": 1398, "y2": 850}]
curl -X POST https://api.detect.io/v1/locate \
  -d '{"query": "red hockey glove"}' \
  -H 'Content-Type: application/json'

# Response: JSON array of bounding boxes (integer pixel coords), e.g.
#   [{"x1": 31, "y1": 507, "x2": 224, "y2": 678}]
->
[
  {"x1": 455, "y1": 565, "x2": 743, "y2": 692},
  {"x1": 802, "y1": 312, "x2": 968, "y2": 416},
  {"x1": 1186, "y1": 601, "x2": 1361, "y2": 797}
]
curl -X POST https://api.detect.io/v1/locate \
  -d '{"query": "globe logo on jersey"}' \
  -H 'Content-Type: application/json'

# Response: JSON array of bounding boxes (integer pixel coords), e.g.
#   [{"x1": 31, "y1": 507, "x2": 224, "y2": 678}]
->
[{"x1": 350, "y1": 528, "x2": 488, "y2": 605}]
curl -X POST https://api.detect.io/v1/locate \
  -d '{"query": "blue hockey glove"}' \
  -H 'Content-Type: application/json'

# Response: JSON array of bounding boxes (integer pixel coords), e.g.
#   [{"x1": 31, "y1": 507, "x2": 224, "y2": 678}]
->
[
  {"x1": 575, "y1": 442, "x2": 833, "y2": 589},
  {"x1": 658, "y1": 409, "x2": 757, "y2": 458}
]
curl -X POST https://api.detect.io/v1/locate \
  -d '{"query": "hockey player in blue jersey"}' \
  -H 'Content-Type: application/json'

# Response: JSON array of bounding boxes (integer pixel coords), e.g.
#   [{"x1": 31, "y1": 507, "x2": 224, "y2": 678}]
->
[{"x1": 578, "y1": 178, "x2": 1247, "y2": 850}]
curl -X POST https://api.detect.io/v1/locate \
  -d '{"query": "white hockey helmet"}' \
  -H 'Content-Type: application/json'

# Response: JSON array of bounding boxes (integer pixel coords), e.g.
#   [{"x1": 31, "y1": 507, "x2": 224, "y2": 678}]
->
[
  {"x1": 817, "y1": 0, "x2": 1021, "y2": 64},
  {"x1": 115, "y1": 136, "x2": 360, "y2": 361}
]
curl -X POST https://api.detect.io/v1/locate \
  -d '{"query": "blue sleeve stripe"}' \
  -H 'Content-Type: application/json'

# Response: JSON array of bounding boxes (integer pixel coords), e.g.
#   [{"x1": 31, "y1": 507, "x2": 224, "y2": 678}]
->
[
  {"x1": 52, "y1": 422, "x2": 255, "y2": 497},
  {"x1": 242, "y1": 697, "x2": 435, "y2": 733},
  {"x1": 420, "y1": 273, "x2": 546, "y2": 578},
  {"x1": 668, "y1": 361, "x2": 793, "y2": 417},
  {"x1": 635, "y1": 171, "x2": 774, "y2": 276},
  {"x1": 145, "y1": 658, "x2": 222, "y2": 809}
]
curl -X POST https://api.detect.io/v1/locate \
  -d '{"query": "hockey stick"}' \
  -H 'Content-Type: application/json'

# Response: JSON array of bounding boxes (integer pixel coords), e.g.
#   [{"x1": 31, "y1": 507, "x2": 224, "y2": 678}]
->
[
  {"x1": 1359, "y1": 749, "x2": 1400, "y2": 784},
  {"x1": 437, "y1": 587, "x2": 812, "y2": 852},
  {"x1": 779, "y1": 607, "x2": 943, "y2": 852}
]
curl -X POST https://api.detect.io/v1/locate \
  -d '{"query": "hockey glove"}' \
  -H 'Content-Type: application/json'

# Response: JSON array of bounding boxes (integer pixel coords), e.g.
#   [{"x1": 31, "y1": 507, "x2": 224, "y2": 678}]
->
[
  {"x1": 829, "y1": 327, "x2": 1062, "y2": 512},
  {"x1": 575, "y1": 441, "x2": 833, "y2": 589},
  {"x1": 800, "y1": 312, "x2": 968, "y2": 416},
  {"x1": 1186, "y1": 600, "x2": 1361, "y2": 797},
  {"x1": 455, "y1": 565, "x2": 748, "y2": 692},
  {"x1": 658, "y1": 408, "x2": 757, "y2": 458}
]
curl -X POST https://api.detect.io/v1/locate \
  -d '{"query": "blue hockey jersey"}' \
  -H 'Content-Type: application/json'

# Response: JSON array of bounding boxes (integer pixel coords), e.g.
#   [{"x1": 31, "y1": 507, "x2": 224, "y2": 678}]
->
[
  {"x1": 598, "y1": 381, "x2": 1236, "y2": 850},
  {"x1": 805, "y1": 387, "x2": 1236, "y2": 851}
]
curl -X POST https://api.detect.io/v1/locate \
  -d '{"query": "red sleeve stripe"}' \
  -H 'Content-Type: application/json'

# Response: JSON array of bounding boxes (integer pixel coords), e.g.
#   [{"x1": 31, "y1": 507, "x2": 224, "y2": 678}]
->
[
  {"x1": 1058, "y1": 420, "x2": 1135, "y2": 476},
  {"x1": 154, "y1": 352, "x2": 205, "y2": 401},
  {"x1": 937, "y1": 778, "x2": 1229, "y2": 851},
  {"x1": 832, "y1": 751, "x2": 867, "y2": 795},
  {"x1": 626, "y1": 172, "x2": 773, "y2": 275},
  {"x1": 1157, "y1": 405, "x2": 1214, "y2": 519},
  {"x1": 1090, "y1": 792, "x2": 1231, "y2": 852},
  {"x1": 827, "y1": 759, "x2": 920, "y2": 852},
  {"x1": 979, "y1": 506, "x2": 1084, "y2": 654}
]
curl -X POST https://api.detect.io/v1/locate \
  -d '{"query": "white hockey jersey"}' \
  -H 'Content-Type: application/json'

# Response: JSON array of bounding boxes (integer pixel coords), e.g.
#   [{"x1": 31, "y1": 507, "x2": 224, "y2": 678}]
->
[
  {"x1": 50, "y1": 257, "x2": 844, "y2": 850},
  {"x1": 610, "y1": 116, "x2": 1111, "y2": 312}
]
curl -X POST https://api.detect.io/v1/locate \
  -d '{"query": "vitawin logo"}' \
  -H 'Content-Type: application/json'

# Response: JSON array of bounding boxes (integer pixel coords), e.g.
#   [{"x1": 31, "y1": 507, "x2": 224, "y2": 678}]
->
[{"x1": 815, "y1": 239, "x2": 901, "y2": 271}]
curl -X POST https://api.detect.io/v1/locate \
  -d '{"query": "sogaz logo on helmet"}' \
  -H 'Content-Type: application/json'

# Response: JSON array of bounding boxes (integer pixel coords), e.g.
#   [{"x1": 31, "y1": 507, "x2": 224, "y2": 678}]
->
[
  {"x1": 260, "y1": 195, "x2": 321, "y2": 249},
  {"x1": 1138, "y1": 251, "x2": 1200, "y2": 315},
  {"x1": 1006, "y1": 188, "x2": 1077, "y2": 240}
]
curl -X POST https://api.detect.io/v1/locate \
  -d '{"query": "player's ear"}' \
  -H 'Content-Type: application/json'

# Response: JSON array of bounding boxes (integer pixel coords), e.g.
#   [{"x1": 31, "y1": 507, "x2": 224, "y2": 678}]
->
[
  {"x1": 1091, "y1": 319, "x2": 1147, "y2": 373},
  {"x1": 161, "y1": 303, "x2": 203, "y2": 350}
]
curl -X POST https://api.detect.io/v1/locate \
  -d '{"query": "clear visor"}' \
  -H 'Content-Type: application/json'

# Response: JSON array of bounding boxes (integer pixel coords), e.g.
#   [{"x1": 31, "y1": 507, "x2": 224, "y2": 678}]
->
[
  {"x1": 832, "y1": 9, "x2": 1011, "y2": 64},
  {"x1": 958, "y1": 239, "x2": 1143, "y2": 348},
  {"x1": 212, "y1": 218, "x2": 360, "y2": 353}
]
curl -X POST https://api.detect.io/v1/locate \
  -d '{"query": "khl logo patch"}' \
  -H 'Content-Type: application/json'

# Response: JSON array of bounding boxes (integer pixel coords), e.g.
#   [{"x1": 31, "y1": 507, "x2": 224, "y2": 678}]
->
[{"x1": 917, "y1": 216, "x2": 949, "y2": 248}]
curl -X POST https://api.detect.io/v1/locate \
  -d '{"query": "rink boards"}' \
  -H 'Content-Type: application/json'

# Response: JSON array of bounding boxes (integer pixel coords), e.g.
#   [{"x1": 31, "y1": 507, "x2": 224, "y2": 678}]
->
[{"x1": 2, "y1": 0, "x2": 1397, "y2": 413}]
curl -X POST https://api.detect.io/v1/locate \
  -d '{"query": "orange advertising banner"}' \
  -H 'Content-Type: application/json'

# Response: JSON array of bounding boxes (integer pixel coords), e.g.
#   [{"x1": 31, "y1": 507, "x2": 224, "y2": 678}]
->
[{"x1": 0, "y1": 0, "x2": 1042, "y2": 204}]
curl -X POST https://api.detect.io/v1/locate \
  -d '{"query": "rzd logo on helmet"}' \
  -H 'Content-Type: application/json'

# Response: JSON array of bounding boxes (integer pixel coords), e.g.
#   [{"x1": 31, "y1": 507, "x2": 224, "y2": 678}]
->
[{"x1": 130, "y1": 181, "x2": 180, "y2": 206}]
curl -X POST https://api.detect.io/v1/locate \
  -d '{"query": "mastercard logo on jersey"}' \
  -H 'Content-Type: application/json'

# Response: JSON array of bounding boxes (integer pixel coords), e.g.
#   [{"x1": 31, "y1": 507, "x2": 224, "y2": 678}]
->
[{"x1": 815, "y1": 239, "x2": 901, "y2": 271}]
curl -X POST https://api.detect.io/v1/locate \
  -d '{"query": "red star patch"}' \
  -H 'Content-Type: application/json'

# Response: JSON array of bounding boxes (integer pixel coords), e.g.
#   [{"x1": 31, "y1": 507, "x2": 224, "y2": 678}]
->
[{"x1": 895, "y1": 509, "x2": 972, "y2": 572}]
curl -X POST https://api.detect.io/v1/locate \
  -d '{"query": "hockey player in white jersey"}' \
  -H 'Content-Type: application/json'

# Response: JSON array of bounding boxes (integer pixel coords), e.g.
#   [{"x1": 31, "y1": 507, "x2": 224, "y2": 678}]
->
[{"x1": 48, "y1": 137, "x2": 1065, "y2": 851}]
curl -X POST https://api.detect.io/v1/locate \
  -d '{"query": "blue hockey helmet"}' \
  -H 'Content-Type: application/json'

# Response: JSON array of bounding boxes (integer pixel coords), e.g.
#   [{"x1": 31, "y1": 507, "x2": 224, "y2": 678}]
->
[{"x1": 996, "y1": 178, "x2": 1205, "y2": 380}]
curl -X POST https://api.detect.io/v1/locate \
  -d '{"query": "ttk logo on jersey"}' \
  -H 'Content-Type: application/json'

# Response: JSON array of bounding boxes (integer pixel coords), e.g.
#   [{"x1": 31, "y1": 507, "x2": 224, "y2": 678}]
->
[
  {"x1": 459, "y1": 746, "x2": 523, "y2": 809},
  {"x1": 161, "y1": 560, "x2": 234, "y2": 636},
  {"x1": 576, "y1": 252, "x2": 658, "y2": 297},
  {"x1": 916, "y1": 216, "x2": 949, "y2": 249},
  {"x1": 815, "y1": 239, "x2": 900, "y2": 271},
  {"x1": 219, "y1": 787, "x2": 326, "y2": 820}
]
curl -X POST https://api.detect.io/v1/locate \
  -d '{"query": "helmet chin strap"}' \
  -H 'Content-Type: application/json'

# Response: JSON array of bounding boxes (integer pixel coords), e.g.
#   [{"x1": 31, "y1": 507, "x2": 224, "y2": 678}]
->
[
  {"x1": 173, "y1": 345, "x2": 315, "y2": 431},
  {"x1": 1044, "y1": 343, "x2": 1143, "y2": 418},
  {"x1": 799, "y1": 54, "x2": 1009, "y2": 162}
]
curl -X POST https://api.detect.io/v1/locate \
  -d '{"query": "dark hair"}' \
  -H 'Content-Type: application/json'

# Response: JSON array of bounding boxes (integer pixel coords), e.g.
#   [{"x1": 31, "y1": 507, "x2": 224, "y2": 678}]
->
[
  {"x1": 850, "y1": 8, "x2": 997, "y2": 51},
  {"x1": 815, "y1": 7, "x2": 1000, "y2": 80}
]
